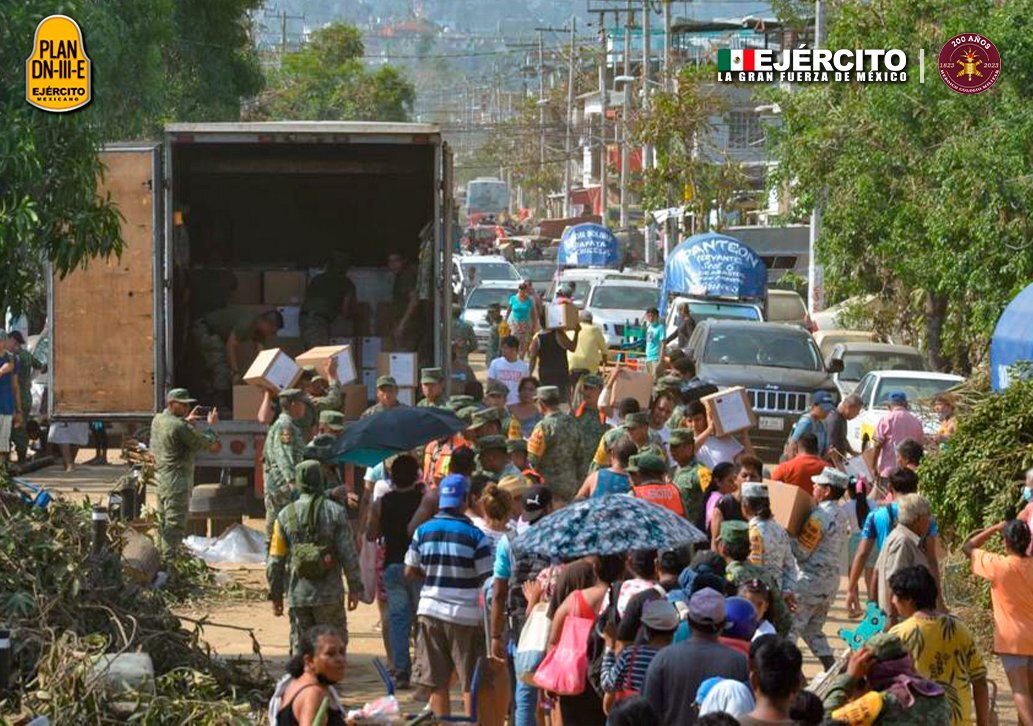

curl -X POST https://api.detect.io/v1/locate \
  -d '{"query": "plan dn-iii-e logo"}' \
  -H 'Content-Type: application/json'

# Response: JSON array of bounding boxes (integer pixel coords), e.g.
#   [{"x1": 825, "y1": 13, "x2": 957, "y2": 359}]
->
[{"x1": 26, "y1": 15, "x2": 92, "y2": 112}]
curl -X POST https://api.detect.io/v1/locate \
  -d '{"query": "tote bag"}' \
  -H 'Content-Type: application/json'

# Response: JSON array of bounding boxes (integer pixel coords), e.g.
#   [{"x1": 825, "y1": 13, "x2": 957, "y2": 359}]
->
[
  {"x1": 514, "y1": 603, "x2": 551, "y2": 677},
  {"x1": 356, "y1": 538, "x2": 377, "y2": 605},
  {"x1": 533, "y1": 600, "x2": 594, "y2": 695}
]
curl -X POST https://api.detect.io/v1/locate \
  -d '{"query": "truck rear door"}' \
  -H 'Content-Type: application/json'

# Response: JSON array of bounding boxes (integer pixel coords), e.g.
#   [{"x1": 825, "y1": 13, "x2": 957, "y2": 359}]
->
[{"x1": 48, "y1": 144, "x2": 166, "y2": 419}]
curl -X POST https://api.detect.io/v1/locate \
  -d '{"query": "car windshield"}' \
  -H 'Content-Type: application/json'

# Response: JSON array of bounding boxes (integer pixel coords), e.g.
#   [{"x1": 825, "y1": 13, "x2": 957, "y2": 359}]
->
[
  {"x1": 767, "y1": 292, "x2": 807, "y2": 322},
  {"x1": 465, "y1": 262, "x2": 519, "y2": 281},
  {"x1": 465, "y1": 287, "x2": 519, "y2": 309},
  {"x1": 688, "y1": 302, "x2": 762, "y2": 322},
  {"x1": 840, "y1": 351, "x2": 926, "y2": 382},
  {"x1": 589, "y1": 286, "x2": 659, "y2": 310},
  {"x1": 703, "y1": 327, "x2": 822, "y2": 370},
  {"x1": 873, "y1": 378, "x2": 958, "y2": 406},
  {"x1": 517, "y1": 265, "x2": 555, "y2": 282}
]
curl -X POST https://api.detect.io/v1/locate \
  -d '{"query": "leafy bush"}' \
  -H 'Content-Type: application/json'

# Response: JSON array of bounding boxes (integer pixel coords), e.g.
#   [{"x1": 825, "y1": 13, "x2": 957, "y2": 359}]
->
[{"x1": 921, "y1": 377, "x2": 1033, "y2": 539}]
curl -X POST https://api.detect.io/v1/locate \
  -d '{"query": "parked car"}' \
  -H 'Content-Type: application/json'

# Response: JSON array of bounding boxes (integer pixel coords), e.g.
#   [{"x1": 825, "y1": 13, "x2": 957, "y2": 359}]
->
[
  {"x1": 514, "y1": 260, "x2": 555, "y2": 298},
  {"x1": 451, "y1": 255, "x2": 520, "y2": 302},
  {"x1": 583, "y1": 279, "x2": 662, "y2": 347},
  {"x1": 846, "y1": 370, "x2": 965, "y2": 452},
  {"x1": 460, "y1": 281, "x2": 521, "y2": 345},
  {"x1": 826, "y1": 342, "x2": 927, "y2": 396},
  {"x1": 686, "y1": 320, "x2": 842, "y2": 462},
  {"x1": 813, "y1": 329, "x2": 880, "y2": 358},
  {"x1": 766, "y1": 289, "x2": 813, "y2": 330},
  {"x1": 548, "y1": 268, "x2": 652, "y2": 308}
]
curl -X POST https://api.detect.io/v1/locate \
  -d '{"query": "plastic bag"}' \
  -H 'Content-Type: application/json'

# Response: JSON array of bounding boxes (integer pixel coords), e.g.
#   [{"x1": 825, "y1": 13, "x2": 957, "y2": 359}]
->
[
  {"x1": 357, "y1": 538, "x2": 377, "y2": 604},
  {"x1": 185, "y1": 524, "x2": 267, "y2": 564},
  {"x1": 346, "y1": 695, "x2": 400, "y2": 724}
]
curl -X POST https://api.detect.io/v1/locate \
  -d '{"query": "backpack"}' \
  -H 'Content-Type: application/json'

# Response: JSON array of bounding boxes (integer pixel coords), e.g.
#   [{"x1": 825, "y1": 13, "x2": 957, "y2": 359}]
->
[{"x1": 286, "y1": 497, "x2": 336, "y2": 580}]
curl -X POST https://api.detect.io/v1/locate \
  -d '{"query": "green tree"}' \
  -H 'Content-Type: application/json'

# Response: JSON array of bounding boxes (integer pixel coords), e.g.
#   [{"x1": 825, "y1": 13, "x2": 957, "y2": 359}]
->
[
  {"x1": 769, "y1": 0, "x2": 1033, "y2": 373},
  {"x1": 253, "y1": 23, "x2": 415, "y2": 122}
]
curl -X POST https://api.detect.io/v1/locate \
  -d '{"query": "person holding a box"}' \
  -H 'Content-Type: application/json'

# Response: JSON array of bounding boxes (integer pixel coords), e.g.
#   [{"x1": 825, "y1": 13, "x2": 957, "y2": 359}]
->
[
  {"x1": 742, "y1": 482, "x2": 797, "y2": 613},
  {"x1": 194, "y1": 306, "x2": 283, "y2": 408},
  {"x1": 528, "y1": 324, "x2": 580, "y2": 402}
]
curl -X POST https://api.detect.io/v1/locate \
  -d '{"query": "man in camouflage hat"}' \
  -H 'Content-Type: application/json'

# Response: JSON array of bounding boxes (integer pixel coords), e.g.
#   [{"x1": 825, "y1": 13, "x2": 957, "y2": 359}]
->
[
  {"x1": 477, "y1": 435, "x2": 522, "y2": 479},
  {"x1": 717, "y1": 519, "x2": 792, "y2": 637},
  {"x1": 791, "y1": 467, "x2": 850, "y2": 670},
  {"x1": 482, "y1": 380, "x2": 512, "y2": 436},
  {"x1": 267, "y1": 459, "x2": 364, "y2": 655},
  {"x1": 417, "y1": 367, "x2": 447, "y2": 408},
  {"x1": 467, "y1": 406, "x2": 502, "y2": 442},
  {"x1": 263, "y1": 388, "x2": 306, "y2": 539},
  {"x1": 670, "y1": 428, "x2": 711, "y2": 527},
  {"x1": 446, "y1": 394, "x2": 476, "y2": 412},
  {"x1": 591, "y1": 410, "x2": 665, "y2": 471},
  {"x1": 527, "y1": 386, "x2": 584, "y2": 502},
  {"x1": 629, "y1": 453, "x2": 685, "y2": 516},
  {"x1": 317, "y1": 410, "x2": 346, "y2": 436},
  {"x1": 572, "y1": 373, "x2": 610, "y2": 480},
  {"x1": 654, "y1": 374, "x2": 684, "y2": 398},
  {"x1": 507, "y1": 438, "x2": 529, "y2": 471},
  {"x1": 150, "y1": 388, "x2": 220, "y2": 558},
  {"x1": 823, "y1": 632, "x2": 950, "y2": 723},
  {"x1": 362, "y1": 376, "x2": 405, "y2": 418}
]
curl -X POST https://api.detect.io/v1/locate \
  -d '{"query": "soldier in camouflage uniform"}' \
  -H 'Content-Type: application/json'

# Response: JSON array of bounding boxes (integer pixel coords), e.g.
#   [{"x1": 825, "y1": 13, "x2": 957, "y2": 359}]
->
[
  {"x1": 718, "y1": 520, "x2": 793, "y2": 637},
  {"x1": 482, "y1": 380, "x2": 512, "y2": 436},
  {"x1": 299, "y1": 251, "x2": 356, "y2": 348},
  {"x1": 362, "y1": 376, "x2": 406, "y2": 418},
  {"x1": 9, "y1": 332, "x2": 44, "y2": 462},
  {"x1": 791, "y1": 467, "x2": 850, "y2": 670},
  {"x1": 669, "y1": 428, "x2": 712, "y2": 526},
  {"x1": 263, "y1": 389, "x2": 306, "y2": 539},
  {"x1": 192, "y1": 307, "x2": 281, "y2": 408},
  {"x1": 823, "y1": 633, "x2": 951, "y2": 724},
  {"x1": 527, "y1": 386, "x2": 584, "y2": 502},
  {"x1": 742, "y1": 482, "x2": 798, "y2": 600},
  {"x1": 466, "y1": 407, "x2": 502, "y2": 444},
  {"x1": 267, "y1": 460, "x2": 365, "y2": 655},
  {"x1": 476, "y1": 435, "x2": 523, "y2": 479},
  {"x1": 417, "y1": 367, "x2": 447, "y2": 408},
  {"x1": 149, "y1": 388, "x2": 219, "y2": 558},
  {"x1": 572, "y1": 374, "x2": 610, "y2": 480},
  {"x1": 590, "y1": 411, "x2": 665, "y2": 472},
  {"x1": 507, "y1": 438, "x2": 528, "y2": 472},
  {"x1": 451, "y1": 306, "x2": 479, "y2": 366}
]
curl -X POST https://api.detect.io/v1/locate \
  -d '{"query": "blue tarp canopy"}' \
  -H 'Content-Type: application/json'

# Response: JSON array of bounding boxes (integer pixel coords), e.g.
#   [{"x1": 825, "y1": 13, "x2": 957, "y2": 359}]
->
[
  {"x1": 660, "y1": 232, "x2": 767, "y2": 314},
  {"x1": 991, "y1": 282, "x2": 1033, "y2": 391},
  {"x1": 557, "y1": 223, "x2": 620, "y2": 268}
]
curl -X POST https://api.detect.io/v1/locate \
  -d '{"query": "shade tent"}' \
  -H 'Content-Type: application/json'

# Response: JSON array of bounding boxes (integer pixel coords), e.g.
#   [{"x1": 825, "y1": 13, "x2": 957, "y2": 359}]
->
[
  {"x1": 991, "y1": 282, "x2": 1033, "y2": 391},
  {"x1": 557, "y1": 223, "x2": 621, "y2": 268},
  {"x1": 659, "y1": 232, "x2": 767, "y2": 315}
]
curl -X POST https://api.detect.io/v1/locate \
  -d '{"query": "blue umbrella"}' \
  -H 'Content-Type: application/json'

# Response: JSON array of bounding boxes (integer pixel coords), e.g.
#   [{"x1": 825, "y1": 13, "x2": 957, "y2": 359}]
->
[
  {"x1": 511, "y1": 494, "x2": 707, "y2": 557},
  {"x1": 329, "y1": 406, "x2": 466, "y2": 467}
]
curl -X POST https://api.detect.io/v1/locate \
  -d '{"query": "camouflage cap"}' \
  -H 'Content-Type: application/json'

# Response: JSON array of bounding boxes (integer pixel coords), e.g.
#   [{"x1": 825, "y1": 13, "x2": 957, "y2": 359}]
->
[
  {"x1": 631, "y1": 453, "x2": 667, "y2": 475},
  {"x1": 319, "y1": 410, "x2": 346, "y2": 431},
  {"x1": 376, "y1": 375, "x2": 398, "y2": 389},
  {"x1": 506, "y1": 438, "x2": 528, "y2": 454},
  {"x1": 421, "y1": 367, "x2": 445, "y2": 384},
  {"x1": 166, "y1": 388, "x2": 197, "y2": 404},
  {"x1": 535, "y1": 386, "x2": 562, "y2": 405},
  {"x1": 624, "y1": 411, "x2": 650, "y2": 428},
  {"x1": 456, "y1": 405, "x2": 479, "y2": 425},
  {"x1": 741, "y1": 481, "x2": 769, "y2": 500},
  {"x1": 865, "y1": 633, "x2": 908, "y2": 662},
  {"x1": 484, "y1": 380, "x2": 510, "y2": 398},
  {"x1": 581, "y1": 373, "x2": 604, "y2": 389},
  {"x1": 656, "y1": 375, "x2": 683, "y2": 391},
  {"x1": 719, "y1": 520, "x2": 749, "y2": 547},
  {"x1": 669, "y1": 428, "x2": 695, "y2": 447},
  {"x1": 302, "y1": 434, "x2": 336, "y2": 462},
  {"x1": 469, "y1": 407, "x2": 501, "y2": 429},
  {"x1": 476, "y1": 434, "x2": 509, "y2": 453},
  {"x1": 278, "y1": 388, "x2": 303, "y2": 403},
  {"x1": 446, "y1": 395, "x2": 476, "y2": 411}
]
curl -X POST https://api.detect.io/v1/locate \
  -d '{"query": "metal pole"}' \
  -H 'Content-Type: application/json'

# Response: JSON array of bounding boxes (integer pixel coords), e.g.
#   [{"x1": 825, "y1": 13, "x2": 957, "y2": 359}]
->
[
  {"x1": 808, "y1": 0, "x2": 825, "y2": 314},
  {"x1": 663, "y1": 0, "x2": 672, "y2": 84},
  {"x1": 538, "y1": 30, "x2": 546, "y2": 212},
  {"x1": 619, "y1": 1, "x2": 632, "y2": 230},
  {"x1": 598, "y1": 12, "x2": 609, "y2": 223},
  {"x1": 564, "y1": 18, "x2": 577, "y2": 217},
  {"x1": 642, "y1": 0, "x2": 654, "y2": 264},
  {"x1": 91, "y1": 504, "x2": 108, "y2": 555}
]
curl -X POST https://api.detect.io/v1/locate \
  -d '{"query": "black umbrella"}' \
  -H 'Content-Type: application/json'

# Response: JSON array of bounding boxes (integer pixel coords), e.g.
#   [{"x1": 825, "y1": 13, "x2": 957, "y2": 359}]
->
[{"x1": 329, "y1": 406, "x2": 466, "y2": 466}]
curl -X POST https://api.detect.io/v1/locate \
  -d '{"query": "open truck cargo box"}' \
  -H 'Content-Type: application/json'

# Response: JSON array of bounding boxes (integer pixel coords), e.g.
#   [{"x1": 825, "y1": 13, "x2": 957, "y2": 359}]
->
[{"x1": 50, "y1": 123, "x2": 453, "y2": 427}]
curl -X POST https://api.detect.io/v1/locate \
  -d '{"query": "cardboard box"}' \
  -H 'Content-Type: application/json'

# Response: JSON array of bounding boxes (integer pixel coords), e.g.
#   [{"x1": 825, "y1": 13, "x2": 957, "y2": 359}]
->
[
  {"x1": 263, "y1": 270, "x2": 307, "y2": 305},
  {"x1": 398, "y1": 387, "x2": 416, "y2": 406},
  {"x1": 546, "y1": 301, "x2": 579, "y2": 330},
  {"x1": 609, "y1": 366, "x2": 653, "y2": 408},
  {"x1": 701, "y1": 386, "x2": 757, "y2": 437},
  {"x1": 766, "y1": 479, "x2": 815, "y2": 537},
  {"x1": 341, "y1": 384, "x2": 369, "y2": 420},
  {"x1": 361, "y1": 337, "x2": 382, "y2": 369},
  {"x1": 377, "y1": 352, "x2": 417, "y2": 387},
  {"x1": 228, "y1": 270, "x2": 262, "y2": 305},
  {"x1": 277, "y1": 305, "x2": 301, "y2": 337},
  {"x1": 295, "y1": 345, "x2": 358, "y2": 385},
  {"x1": 243, "y1": 348, "x2": 302, "y2": 392},
  {"x1": 232, "y1": 384, "x2": 265, "y2": 420},
  {"x1": 269, "y1": 336, "x2": 304, "y2": 357}
]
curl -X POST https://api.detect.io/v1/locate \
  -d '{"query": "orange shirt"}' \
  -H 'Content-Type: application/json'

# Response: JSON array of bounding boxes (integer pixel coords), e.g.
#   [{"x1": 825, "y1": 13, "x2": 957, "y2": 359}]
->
[
  {"x1": 633, "y1": 483, "x2": 686, "y2": 517},
  {"x1": 771, "y1": 454, "x2": 826, "y2": 496},
  {"x1": 971, "y1": 548, "x2": 1033, "y2": 655}
]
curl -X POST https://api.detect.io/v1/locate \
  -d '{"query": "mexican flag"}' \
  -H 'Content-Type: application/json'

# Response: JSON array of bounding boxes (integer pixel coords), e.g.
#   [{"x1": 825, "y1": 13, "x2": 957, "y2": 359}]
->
[{"x1": 717, "y1": 48, "x2": 756, "y2": 72}]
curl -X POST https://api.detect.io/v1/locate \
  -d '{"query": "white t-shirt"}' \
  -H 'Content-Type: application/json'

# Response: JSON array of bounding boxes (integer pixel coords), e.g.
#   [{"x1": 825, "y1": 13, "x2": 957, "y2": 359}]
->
[
  {"x1": 487, "y1": 356, "x2": 530, "y2": 404},
  {"x1": 841, "y1": 497, "x2": 877, "y2": 535},
  {"x1": 697, "y1": 434, "x2": 745, "y2": 469}
]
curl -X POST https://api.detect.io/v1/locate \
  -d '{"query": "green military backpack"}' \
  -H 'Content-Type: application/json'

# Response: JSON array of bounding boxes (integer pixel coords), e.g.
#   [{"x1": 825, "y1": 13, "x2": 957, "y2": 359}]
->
[{"x1": 286, "y1": 497, "x2": 336, "y2": 580}]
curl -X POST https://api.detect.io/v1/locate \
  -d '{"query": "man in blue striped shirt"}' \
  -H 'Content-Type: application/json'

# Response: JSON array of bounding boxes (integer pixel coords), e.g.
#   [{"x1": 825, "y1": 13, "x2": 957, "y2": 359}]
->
[{"x1": 405, "y1": 474, "x2": 493, "y2": 717}]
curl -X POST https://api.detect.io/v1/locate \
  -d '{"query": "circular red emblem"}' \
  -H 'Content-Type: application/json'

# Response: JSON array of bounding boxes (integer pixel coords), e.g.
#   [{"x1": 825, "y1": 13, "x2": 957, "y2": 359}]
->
[{"x1": 938, "y1": 34, "x2": 1001, "y2": 94}]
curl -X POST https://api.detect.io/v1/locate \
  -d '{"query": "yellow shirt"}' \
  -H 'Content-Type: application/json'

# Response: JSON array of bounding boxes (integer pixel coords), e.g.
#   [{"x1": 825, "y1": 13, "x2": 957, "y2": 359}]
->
[
  {"x1": 889, "y1": 613, "x2": 986, "y2": 726},
  {"x1": 567, "y1": 323, "x2": 608, "y2": 373}
]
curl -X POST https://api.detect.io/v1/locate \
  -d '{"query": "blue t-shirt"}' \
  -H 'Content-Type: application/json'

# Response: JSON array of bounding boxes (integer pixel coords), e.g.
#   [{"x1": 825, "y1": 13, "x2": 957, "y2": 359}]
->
[
  {"x1": 0, "y1": 354, "x2": 15, "y2": 415},
  {"x1": 594, "y1": 468, "x2": 631, "y2": 497},
  {"x1": 493, "y1": 533, "x2": 512, "y2": 579},
  {"x1": 644, "y1": 321, "x2": 666, "y2": 362},
  {"x1": 791, "y1": 414, "x2": 827, "y2": 455},
  {"x1": 861, "y1": 503, "x2": 939, "y2": 550},
  {"x1": 508, "y1": 294, "x2": 534, "y2": 323}
]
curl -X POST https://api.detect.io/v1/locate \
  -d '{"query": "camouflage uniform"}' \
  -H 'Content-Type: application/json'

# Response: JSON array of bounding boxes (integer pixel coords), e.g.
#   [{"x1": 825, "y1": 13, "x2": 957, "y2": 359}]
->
[
  {"x1": 11, "y1": 346, "x2": 44, "y2": 461},
  {"x1": 149, "y1": 406, "x2": 218, "y2": 557},
  {"x1": 573, "y1": 404, "x2": 610, "y2": 480},
  {"x1": 277, "y1": 381, "x2": 343, "y2": 438},
  {"x1": 590, "y1": 425, "x2": 665, "y2": 472},
  {"x1": 300, "y1": 265, "x2": 355, "y2": 349},
  {"x1": 362, "y1": 401, "x2": 406, "y2": 418},
  {"x1": 726, "y1": 559, "x2": 793, "y2": 637},
  {"x1": 672, "y1": 460, "x2": 711, "y2": 527},
  {"x1": 527, "y1": 402, "x2": 584, "y2": 502},
  {"x1": 748, "y1": 516, "x2": 797, "y2": 594},
  {"x1": 451, "y1": 315, "x2": 479, "y2": 365},
  {"x1": 192, "y1": 307, "x2": 261, "y2": 395},
  {"x1": 790, "y1": 500, "x2": 849, "y2": 661},
  {"x1": 267, "y1": 464, "x2": 364, "y2": 654},
  {"x1": 263, "y1": 411, "x2": 304, "y2": 538}
]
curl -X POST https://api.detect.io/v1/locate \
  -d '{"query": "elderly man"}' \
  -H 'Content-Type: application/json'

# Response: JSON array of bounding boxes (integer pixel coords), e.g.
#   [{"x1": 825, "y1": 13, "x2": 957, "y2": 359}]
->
[
  {"x1": 875, "y1": 493, "x2": 934, "y2": 621},
  {"x1": 824, "y1": 393, "x2": 863, "y2": 464},
  {"x1": 866, "y1": 391, "x2": 925, "y2": 485}
]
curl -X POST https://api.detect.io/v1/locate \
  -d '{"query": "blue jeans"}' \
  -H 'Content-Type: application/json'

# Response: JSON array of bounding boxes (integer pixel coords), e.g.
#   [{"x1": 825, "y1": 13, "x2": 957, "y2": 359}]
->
[
  {"x1": 512, "y1": 647, "x2": 541, "y2": 726},
  {"x1": 382, "y1": 563, "x2": 422, "y2": 680}
]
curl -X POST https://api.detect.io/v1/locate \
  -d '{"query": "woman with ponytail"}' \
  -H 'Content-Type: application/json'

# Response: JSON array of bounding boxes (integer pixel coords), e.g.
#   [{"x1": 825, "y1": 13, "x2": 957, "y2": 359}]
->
[{"x1": 268, "y1": 625, "x2": 347, "y2": 725}]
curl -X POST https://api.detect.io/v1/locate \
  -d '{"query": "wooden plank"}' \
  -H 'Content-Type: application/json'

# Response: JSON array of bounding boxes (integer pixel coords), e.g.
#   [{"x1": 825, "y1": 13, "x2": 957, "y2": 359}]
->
[{"x1": 52, "y1": 148, "x2": 157, "y2": 415}]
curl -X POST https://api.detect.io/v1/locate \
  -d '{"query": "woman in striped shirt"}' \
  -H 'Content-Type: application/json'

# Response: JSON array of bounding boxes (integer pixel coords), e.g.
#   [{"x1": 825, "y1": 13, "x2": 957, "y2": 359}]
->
[{"x1": 601, "y1": 599, "x2": 680, "y2": 714}]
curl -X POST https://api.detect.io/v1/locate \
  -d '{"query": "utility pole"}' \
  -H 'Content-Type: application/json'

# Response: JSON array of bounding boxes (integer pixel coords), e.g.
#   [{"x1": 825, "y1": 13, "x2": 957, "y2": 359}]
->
[
  {"x1": 808, "y1": 0, "x2": 826, "y2": 314},
  {"x1": 619, "y1": 0, "x2": 632, "y2": 230},
  {"x1": 563, "y1": 18, "x2": 577, "y2": 217},
  {"x1": 538, "y1": 30, "x2": 546, "y2": 211},
  {"x1": 597, "y1": 11, "x2": 609, "y2": 223},
  {"x1": 642, "y1": 0, "x2": 654, "y2": 264},
  {"x1": 663, "y1": 0, "x2": 672, "y2": 86}
]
